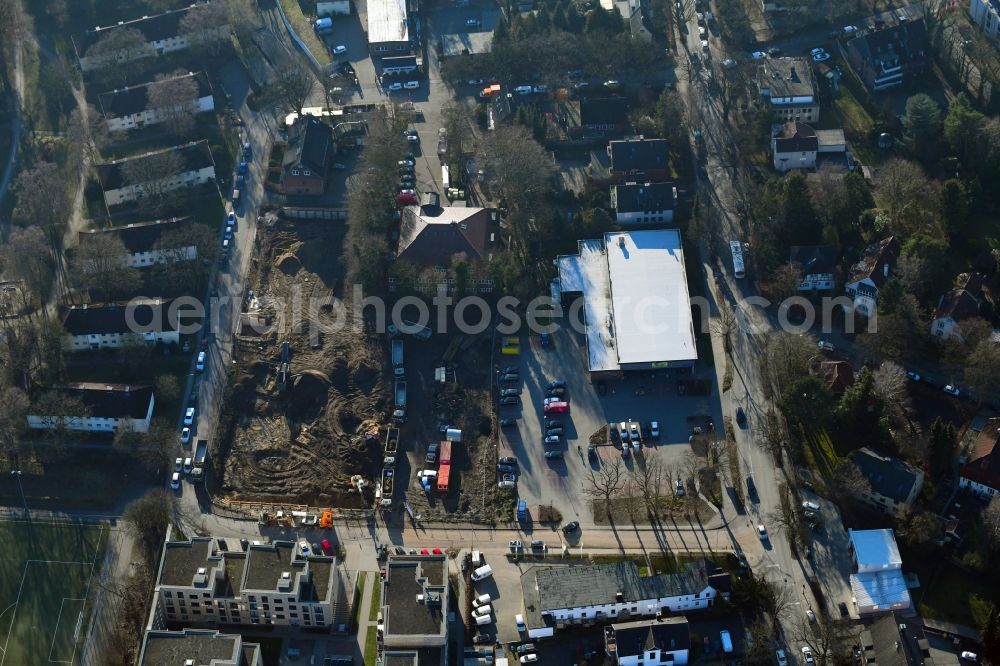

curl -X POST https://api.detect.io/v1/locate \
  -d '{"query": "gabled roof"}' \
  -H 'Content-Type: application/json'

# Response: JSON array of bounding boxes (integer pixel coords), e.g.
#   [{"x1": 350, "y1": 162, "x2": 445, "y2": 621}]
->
[
  {"x1": 849, "y1": 447, "x2": 922, "y2": 503},
  {"x1": 846, "y1": 236, "x2": 900, "y2": 288},
  {"x1": 789, "y1": 244, "x2": 837, "y2": 276},
  {"x1": 35, "y1": 383, "x2": 154, "y2": 419},
  {"x1": 96, "y1": 140, "x2": 214, "y2": 191},
  {"x1": 283, "y1": 115, "x2": 333, "y2": 177},
  {"x1": 397, "y1": 206, "x2": 492, "y2": 265},
  {"x1": 98, "y1": 71, "x2": 212, "y2": 119},
  {"x1": 608, "y1": 138, "x2": 669, "y2": 174},
  {"x1": 934, "y1": 272, "x2": 984, "y2": 322},
  {"x1": 74, "y1": 4, "x2": 203, "y2": 55},
  {"x1": 847, "y1": 18, "x2": 927, "y2": 68},
  {"x1": 580, "y1": 97, "x2": 629, "y2": 127},
  {"x1": 612, "y1": 182, "x2": 677, "y2": 213},
  {"x1": 78, "y1": 217, "x2": 193, "y2": 254},
  {"x1": 818, "y1": 360, "x2": 854, "y2": 394},
  {"x1": 610, "y1": 617, "x2": 690, "y2": 658},
  {"x1": 961, "y1": 417, "x2": 1000, "y2": 491},
  {"x1": 861, "y1": 612, "x2": 936, "y2": 666},
  {"x1": 61, "y1": 299, "x2": 177, "y2": 336},
  {"x1": 773, "y1": 121, "x2": 818, "y2": 153}
]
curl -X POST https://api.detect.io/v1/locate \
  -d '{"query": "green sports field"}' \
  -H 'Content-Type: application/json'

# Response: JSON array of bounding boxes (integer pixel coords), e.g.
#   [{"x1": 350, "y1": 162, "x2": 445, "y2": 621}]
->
[{"x1": 0, "y1": 519, "x2": 106, "y2": 666}]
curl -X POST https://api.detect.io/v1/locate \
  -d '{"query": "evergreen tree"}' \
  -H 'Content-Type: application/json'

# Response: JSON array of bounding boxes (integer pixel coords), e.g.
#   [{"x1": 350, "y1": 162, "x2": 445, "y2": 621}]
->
[
  {"x1": 835, "y1": 367, "x2": 888, "y2": 449},
  {"x1": 928, "y1": 417, "x2": 956, "y2": 479},
  {"x1": 493, "y1": 14, "x2": 510, "y2": 44}
]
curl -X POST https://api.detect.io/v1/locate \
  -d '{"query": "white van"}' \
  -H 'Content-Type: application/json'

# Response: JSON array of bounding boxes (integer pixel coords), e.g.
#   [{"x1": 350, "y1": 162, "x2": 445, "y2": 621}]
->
[
  {"x1": 476, "y1": 593, "x2": 492, "y2": 604},
  {"x1": 471, "y1": 550, "x2": 482, "y2": 567},
  {"x1": 473, "y1": 605, "x2": 491, "y2": 618},
  {"x1": 720, "y1": 630, "x2": 733, "y2": 654},
  {"x1": 801, "y1": 500, "x2": 821, "y2": 513},
  {"x1": 471, "y1": 564, "x2": 493, "y2": 581},
  {"x1": 474, "y1": 614, "x2": 491, "y2": 626}
]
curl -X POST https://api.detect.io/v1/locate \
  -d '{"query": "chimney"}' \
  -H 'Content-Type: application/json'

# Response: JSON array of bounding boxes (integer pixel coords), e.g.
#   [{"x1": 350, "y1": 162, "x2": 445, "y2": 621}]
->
[{"x1": 615, "y1": 592, "x2": 624, "y2": 602}]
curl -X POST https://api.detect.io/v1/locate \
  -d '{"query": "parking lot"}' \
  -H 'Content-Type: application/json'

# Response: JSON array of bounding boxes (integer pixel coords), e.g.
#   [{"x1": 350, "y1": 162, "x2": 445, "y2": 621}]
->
[{"x1": 498, "y1": 321, "x2": 724, "y2": 534}]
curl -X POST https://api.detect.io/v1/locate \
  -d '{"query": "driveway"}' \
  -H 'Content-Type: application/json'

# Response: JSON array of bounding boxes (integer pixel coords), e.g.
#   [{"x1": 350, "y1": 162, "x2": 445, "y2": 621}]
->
[{"x1": 499, "y1": 321, "x2": 724, "y2": 534}]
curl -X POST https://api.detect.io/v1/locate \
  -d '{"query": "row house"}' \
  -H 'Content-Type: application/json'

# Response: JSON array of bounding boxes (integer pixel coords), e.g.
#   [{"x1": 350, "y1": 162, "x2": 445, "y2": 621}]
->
[
  {"x1": 96, "y1": 141, "x2": 216, "y2": 207},
  {"x1": 78, "y1": 217, "x2": 197, "y2": 269},
  {"x1": 61, "y1": 299, "x2": 179, "y2": 352},
  {"x1": 26, "y1": 383, "x2": 155, "y2": 433},
  {"x1": 98, "y1": 71, "x2": 214, "y2": 133}
]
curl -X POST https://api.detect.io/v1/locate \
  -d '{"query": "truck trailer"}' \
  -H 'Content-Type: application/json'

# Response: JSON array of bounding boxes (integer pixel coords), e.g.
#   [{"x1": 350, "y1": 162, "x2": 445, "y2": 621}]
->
[{"x1": 191, "y1": 439, "x2": 209, "y2": 481}]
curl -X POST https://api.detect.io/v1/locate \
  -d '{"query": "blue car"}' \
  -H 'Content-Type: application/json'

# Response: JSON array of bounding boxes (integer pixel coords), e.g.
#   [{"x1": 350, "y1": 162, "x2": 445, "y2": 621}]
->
[
  {"x1": 236, "y1": 175, "x2": 246, "y2": 189},
  {"x1": 238, "y1": 160, "x2": 248, "y2": 175},
  {"x1": 224, "y1": 226, "x2": 234, "y2": 240}
]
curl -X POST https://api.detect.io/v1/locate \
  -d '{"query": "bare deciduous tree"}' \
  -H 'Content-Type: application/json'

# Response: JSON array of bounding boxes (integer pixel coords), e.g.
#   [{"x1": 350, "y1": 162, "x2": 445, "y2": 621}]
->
[
  {"x1": 120, "y1": 148, "x2": 185, "y2": 211},
  {"x1": 179, "y1": 2, "x2": 232, "y2": 56},
  {"x1": 710, "y1": 298, "x2": 737, "y2": 355},
  {"x1": 872, "y1": 158, "x2": 938, "y2": 236},
  {"x1": 271, "y1": 62, "x2": 317, "y2": 117},
  {"x1": 0, "y1": 386, "x2": 29, "y2": 459},
  {"x1": 872, "y1": 361, "x2": 910, "y2": 421},
  {"x1": 72, "y1": 233, "x2": 141, "y2": 300},
  {"x1": 68, "y1": 104, "x2": 110, "y2": 169},
  {"x1": 13, "y1": 162, "x2": 73, "y2": 245},
  {"x1": 476, "y1": 125, "x2": 556, "y2": 208},
  {"x1": 31, "y1": 389, "x2": 88, "y2": 449},
  {"x1": 760, "y1": 330, "x2": 818, "y2": 400},
  {"x1": 86, "y1": 27, "x2": 151, "y2": 84},
  {"x1": 122, "y1": 488, "x2": 176, "y2": 563},
  {"x1": 0, "y1": 226, "x2": 54, "y2": 313},
  {"x1": 146, "y1": 70, "x2": 199, "y2": 136},
  {"x1": 583, "y1": 456, "x2": 625, "y2": 517},
  {"x1": 983, "y1": 494, "x2": 1000, "y2": 555},
  {"x1": 633, "y1": 452, "x2": 664, "y2": 518}
]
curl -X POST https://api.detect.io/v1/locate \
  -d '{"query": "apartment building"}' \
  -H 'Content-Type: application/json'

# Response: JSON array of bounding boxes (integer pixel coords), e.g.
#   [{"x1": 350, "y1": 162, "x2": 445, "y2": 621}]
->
[
  {"x1": 153, "y1": 537, "x2": 351, "y2": 630},
  {"x1": 379, "y1": 555, "x2": 450, "y2": 665},
  {"x1": 757, "y1": 57, "x2": 819, "y2": 123},
  {"x1": 970, "y1": 0, "x2": 1000, "y2": 40},
  {"x1": 26, "y1": 383, "x2": 155, "y2": 433},
  {"x1": 96, "y1": 141, "x2": 216, "y2": 207},
  {"x1": 138, "y1": 628, "x2": 262, "y2": 666},
  {"x1": 61, "y1": 299, "x2": 179, "y2": 352},
  {"x1": 611, "y1": 182, "x2": 678, "y2": 225},
  {"x1": 78, "y1": 217, "x2": 197, "y2": 269},
  {"x1": 98, "y1": 71, "x2": 214, "y2": 133}
]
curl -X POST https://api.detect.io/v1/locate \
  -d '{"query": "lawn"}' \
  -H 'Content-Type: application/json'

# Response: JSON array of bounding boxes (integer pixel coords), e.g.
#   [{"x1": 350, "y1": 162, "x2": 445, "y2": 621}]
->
[
  {"x1": 350, "y1": 572, "x2": 365, "y2": 631},
  {"x1": 0, "y1": 452, "x2": 151, "y2": 511},
  {"x1": 801, "y1": 427, "x2": 842, "y2": 481},
  {"x1": 0, "y1": 518, "x2": 107, "y2": 666},
  {"x1": 368, "y1": 577, "x2": 381, "y2": 622},
  {"x1": 915, "y1": 558, "x2": 997, "y2": 628},
  {"x1": 279, "y1": 0, "x2": 333, "y2": 66}
]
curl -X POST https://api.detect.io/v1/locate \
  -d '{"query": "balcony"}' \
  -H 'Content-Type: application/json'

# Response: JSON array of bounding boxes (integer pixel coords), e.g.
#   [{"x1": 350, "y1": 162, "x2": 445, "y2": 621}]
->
[{"x1": 604, "y1": 626, "x2": 617, "y2": 659}]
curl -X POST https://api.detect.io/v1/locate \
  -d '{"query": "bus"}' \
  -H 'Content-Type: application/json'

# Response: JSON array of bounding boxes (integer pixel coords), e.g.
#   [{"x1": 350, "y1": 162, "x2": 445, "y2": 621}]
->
[{"x1": 730, "y1": 240, "x2": 745, "y2": 279}]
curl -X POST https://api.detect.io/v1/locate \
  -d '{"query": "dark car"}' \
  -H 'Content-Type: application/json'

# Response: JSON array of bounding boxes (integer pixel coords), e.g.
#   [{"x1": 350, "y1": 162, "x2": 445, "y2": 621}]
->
[
  {"x1": 839, "y1": 602, "x2": 849, "y2": 618},
  {"x1": 545, "y1": 420, "x2": 563, "y2": 430},
  {"x1": 562, "y1": 521, "x2": 580, "y2": 533},
  {"x1": 425, "y1": 442, "x2": 439, "y2": 464},
  {"x1": 473, "y1": 633, "x2": 492, "y2": 645},
  {"x1": 597, "y1": 381, "x2": 607, "y2": 395},
  {"x1": 500, "y1": 396, "x2": 519, "y2": 406},
  {"x1": 545, "y1": 387, "x2": 566, "y2": 398},
  {"x1": 500, "y1": 373, "x2": 519, "y2": 382},
  {"x1": 736, "y1": 406, "x2": 747, "y2": 427},
  {"x1": 498, "y1": 464, "x2": 517, "y2": 474},
  {"x1": 500, "y1": 418, "x2": 518, "y2": 428},
  {"x1": 499, "y1": 456, "x2": 518, "y2": 465},
  {"x1": 499, "y1": 365, "x2": 518, "y2": 374},
  {"x1": 547, "y1": 380, "x2": 567, "y2": 389},
  {"x1": 546, "y1": 427, "x2": 564, "y2": 437},
  {"x1": 746, "y1": 475, "x2": 758, "y2": 502},
  {"x1": 544, "y1": 451, "x2": 563, "y2": 459}
]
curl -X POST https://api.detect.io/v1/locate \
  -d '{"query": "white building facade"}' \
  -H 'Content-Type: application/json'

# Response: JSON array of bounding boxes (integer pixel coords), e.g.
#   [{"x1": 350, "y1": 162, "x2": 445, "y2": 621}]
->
[
  {"x1": 970, "y1": 0, "x2": 1000, "y2": 40},
  {"x1": 26, "y1": 383, "x2": 155, "y2": 433}
]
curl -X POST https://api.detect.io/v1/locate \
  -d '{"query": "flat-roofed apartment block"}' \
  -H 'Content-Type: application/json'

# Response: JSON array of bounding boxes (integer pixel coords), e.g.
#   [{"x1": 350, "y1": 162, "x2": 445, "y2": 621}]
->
[
  {"x1": 153, "y1": 536, "x2": 351, "y2": 630},
  {"x1": 757, "y1": 57, "x2": 819, "y2": 123},
  {"x1": 379, "y1": 555, "x2": 449, "y2": 665},
  {"x1": 138, "y1": 628, "x2": 262, "y2": 666}
]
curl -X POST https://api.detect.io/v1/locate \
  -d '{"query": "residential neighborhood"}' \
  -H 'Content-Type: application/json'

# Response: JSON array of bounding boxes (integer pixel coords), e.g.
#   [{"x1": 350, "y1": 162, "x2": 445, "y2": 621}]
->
[{"x1": 0, "y1": 0, "x2": 999, "y2": 664}]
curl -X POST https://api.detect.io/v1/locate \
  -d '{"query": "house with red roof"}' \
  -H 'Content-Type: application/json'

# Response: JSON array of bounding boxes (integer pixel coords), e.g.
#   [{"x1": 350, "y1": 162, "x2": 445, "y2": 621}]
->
[
  {"x1": 844, "y1": 236, "x2": 900, "y2": 317},
  {"x1": 930, "y1": 273, "x2": 985, "y2": 343},
  {"x1": 960, "y1": 417, "x2": 1000, "y2": 498}
]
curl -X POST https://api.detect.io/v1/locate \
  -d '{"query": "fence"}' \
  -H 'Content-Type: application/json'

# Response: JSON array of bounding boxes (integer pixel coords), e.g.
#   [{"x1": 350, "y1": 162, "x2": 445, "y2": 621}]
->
[
  {"x1": 271, "y1": 0, "x2": 326, "y2": 76},
  {"x1": 280, "y1": 207, "x2": 348, "y2": 220}
]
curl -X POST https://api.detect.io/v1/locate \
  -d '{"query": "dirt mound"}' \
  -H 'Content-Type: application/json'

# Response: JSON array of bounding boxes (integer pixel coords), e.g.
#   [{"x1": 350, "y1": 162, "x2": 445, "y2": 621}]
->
[
  {"x1": 353, "y1": 363, "x2": 380, "y2": 392},
  {"x1": 275, "y1": 251, "x2": 301, "y2": 274},
  {"x1": 288, "y1": 371, "x2": 330, "y2": 420}
]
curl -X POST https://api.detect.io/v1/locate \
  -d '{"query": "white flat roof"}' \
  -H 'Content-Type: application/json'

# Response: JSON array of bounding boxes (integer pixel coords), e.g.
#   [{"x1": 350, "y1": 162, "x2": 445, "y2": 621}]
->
[
  {"x1": 367, "y1": 0, "x2": 409, "y2": 45},
  {"x1": 605, "y1": 230, "x2": 696, "y2": 366},
  {"x1": 558, "y1": 241, "x2": 619, "y2": 373},
  {"x1": 850, "y1": 570, "x2": 911, "y2": 610}
]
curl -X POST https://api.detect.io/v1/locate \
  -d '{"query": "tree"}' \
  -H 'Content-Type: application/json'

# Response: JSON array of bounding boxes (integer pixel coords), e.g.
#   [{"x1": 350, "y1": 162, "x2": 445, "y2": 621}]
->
[
  {"x1": 633, "y1": 451, "x2": 664, "y2": 518},
  {"x1": 983, "y1": 495, "x2": 1000, "y2": 555},
  {"x1": 780, "y1": 172, "x2": 818, "y2": 246},
  {"x1": 0, "y1": 386, "x2": 29, "y2": 459},
  {"x1": 861, "y1": 288, "x2": 923, "y2": 361},
  {"x1": 903, "y1": 93, "x2": 942, "y2": 144},
  {"x1": 476, "y1": 125, "x2": 556, "y2": 208},
  {"x1": 791, "y1": 614, "x2": 854, "y2": 666},
  {"x1": 122, "y1": 488, "x2": 176, "y2": 563},
  {"x1": 964, "y1": 338, "x2": 1000, "y2": 405},
  {"x1": 86, "y1": 27, "x2": 150, "y2": 84},
  {"x1": 872, "y1": 159, "x2": 937, "y2": 236},
  {"x1": 833, "y1": 459, "x2": 870, "y2": 497},
  {"x1": 12, "y1": 162, "x2": 73, "y2": 246},
  {"x1": 928, "y1": 417, "x2": 957, "y2": 479},
  {"x1": 759, "y1": 331, "x2": 818, "y2": 400},
  {"x1": 149, "y1": 224, "x2": 218, "y2": 295},
  {"x1": 271, "y1": 63, "x2": 316, "y2": 117},
  {"x1": 898, "y1": 234, "x2": 950, "y2": 305},
  {"x1": 982, "y1": 604, "x2": 1000, "y2": 666},
  {"x1": 894, "y1": 505, "x2": 939, "y2": 548},
  {"x1": 944, "y1": 94, "x2": 985, "y2": 169},
  {"x1": 115, "y1": 419, "x2": 174, "y2": 474},
  {"x1": 781, "y1": 376, "x2": 833, "y2": 429},
  {"x1": 582, "y1": 456, "x2": 625, "y2": 516},
  {"x1": 179, "y1": 1, "x2": 232, "y2": 56},
  {"x1": 0, "y1": 226, "x2": 54, "y2": 312},
  {"x1": 872, "y1": 361, "x2": 910, "y2": 421},
  {"x1": 835, "y1": 367, "x2": 888, "y2": 449},
  {"x1": 72, "y1": 233, "x2": 141, "y2": 300},
  {"x1": 939, "y1": 178, "x2": 970, "y2": 235},
  {"x1": 120, "y1": 148, "x2": 185, "y2": 211},
  {"x1": 68, "y1": 103, "x2": 110, "y2": 168},
  {"x1": 146, "y1": 70, "x2": 199, "y2": 136},
  {"x1": 31, "y1": 389, "x2": 88, "y2": 448}
]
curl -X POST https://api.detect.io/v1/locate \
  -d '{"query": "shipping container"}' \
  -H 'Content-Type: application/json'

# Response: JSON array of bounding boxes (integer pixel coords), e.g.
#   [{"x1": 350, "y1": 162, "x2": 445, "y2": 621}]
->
[
  {"x1": 437, "y1": 463, "x2": 451, "y2": 493},
  {"x1": 500, "y1": 346, "x2": 520, "y2": 355},
  {"x1": 439, "y1": 440, "x2": 452, "y2": 465}
]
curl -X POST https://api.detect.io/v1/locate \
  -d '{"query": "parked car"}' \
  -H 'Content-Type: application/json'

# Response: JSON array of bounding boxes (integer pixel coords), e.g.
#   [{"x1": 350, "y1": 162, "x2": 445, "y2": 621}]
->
[
  {"x1": 473, "y1": 633, "x2": 491, "y2": 644},
  {"x1": 944, "y1": 384, "x2": 961, "y2": 396},
  {"x1": 544, "y1": 402, "x2": 568, "y2": 414},
  {"x1": 500, "y1": 418, "x2": 518, "y2": 428},
  {"x1": 546, "y1": 427, "x2": 564, "y2": 437},
  {"x1": 403, "y1": 80, "x2": 420, "y2": 89},
  {"x1": 397, "y1": 159, "x2": 415, "y2": 167},
  {"x1": 802, "y1": 647, "x2": 815, "y2": 665},
  {"x1": 545, "y1": 387, "x2": 565, "y2": 398},
  {"x1": 501, "y1": 388, "x2": 521, "y2": 397},
  {"x1": 180, "y1": 427, "x2": 191, "y2": 444},
  {"x1": 544, "y1": 451, "x2": 563, "y2": 459},
  {"x1": 184, "y1": 407, "x2": 195, "y2": 425},
  {"x1": 501, "y1": 473, "x2": 516, "y2": 484},
  {"x1": 170, "y1": 472, "x2": 180, "y2": 489},
  {"x1": 806, "y1": 608, "x2": 816, "y2": 623},
  {"x1": 499, "y1": 456, "x2": 518, "y2": 465},
  {"x1": 544, "y1": 435, "x2": 561, "y2": 445},
  {"x1": 562, "y1": 521, "x2": 580, "y2": 533},
  {"x1": 543, "y1": 397, "x2": 561, "y2": 405},
  {"x1": 497, "y1": 464, "x2": 517, "y2": 474},
  {"x1": 545, "y1": 420, "x2": 563, "y2": 430},
  {"x1": 174, "y1": 457, "x2": 183, "y2": 472},
  {"x1": 839, "y1": 602, "x2": 850, "y2": 618},
  {"x1": 498, "y1": 479, "x2": 516, "y2": 488},
  {"x1": 518, "y1": 644, "x2": 537, "y2": 655},
  {"x1": 466, "y1": 18, "x2": 481, "y2": 26},
  {"x1": 500, "y1": 366, "x2": 518, "y2": 374},
  {"x1": 817, "y1": 339, "x2": 834, "y2": 352},
  {"x1": 757, "y1": 524, "x2": 769, "y2": 541},
  {"x1": 183, "y1": 457, "x2": 192, "y2": 473},
  {"x1": 906, "y1": 370, "x2": 921, "y2": 381},
  {"x1": 675, "y1": 478, "x2": 686, "y2": 496},
  {"x1": 751, "y1": 50, "x2": 766, "y2": 58},
  {"x1": 812, "y1": 50, "x2": 830, "y2": 62},
  {"x1": 333, "y1": 44, "x2": 347, "y2": 54},
  {"x1": 736, "y1": 406, "x2": 747, "y2": 427},
  {"x1": 425, "y1": 442, "x2": 439, "y2": 464},
  {"x1": 196, "y1": 351, "x2": 206, "y2": 372},
  {"x1": 500, "y1": 396, "x2": 520, "y2": 406},
  {"x1": 629, "y1": 421, "x2": 640, "y2": 442},
  {"x1": 843, "y1": 24, "x2": 858, "y2": 33},
  {"x1": 500, "y1": 373, "x2": 520, "y2": 382},
  {"x1": 398, "y1": 188, "x2": 416, "y2": 196},
  {"x1": 776, "y1": 649, "x2": 788, "y2": 666},
  {"x1": 509, "y1": 540, "x2": 523, "y2": 551},
  {"x1": 519, "y1": 655, "x2": 538, "y2": 664},
  {"x1": 618, "y1": 422, "x2": 629, "y2": 441}
]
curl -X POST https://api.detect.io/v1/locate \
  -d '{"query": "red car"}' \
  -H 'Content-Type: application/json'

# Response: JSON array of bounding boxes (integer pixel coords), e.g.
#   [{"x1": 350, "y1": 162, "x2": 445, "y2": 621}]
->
[
  {"x1": 320, "y1": 539, "x2": 332, "y2": 555},
  {"x1": 544, "y1": 401, "x2": 568, "y2": 414},
  {"x1": 397, "y1": 192, "x2": 418, "y2": 205}
]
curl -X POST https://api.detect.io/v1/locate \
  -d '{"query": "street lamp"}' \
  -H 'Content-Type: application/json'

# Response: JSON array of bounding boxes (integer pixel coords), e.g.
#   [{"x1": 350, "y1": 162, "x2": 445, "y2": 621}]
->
[{"x1": 10, "y1": 470, "x2": 28, "y2": 519}]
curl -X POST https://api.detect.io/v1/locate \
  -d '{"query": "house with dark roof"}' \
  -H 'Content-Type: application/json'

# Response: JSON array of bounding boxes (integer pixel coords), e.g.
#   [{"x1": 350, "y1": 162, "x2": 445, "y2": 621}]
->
[
  {"x1": 757, "y1": 57, "x2": 819, "y2": 123},
  {"x1": 78, "y1": 217, "x2": 196, "y2": 269},
  {"x1": 574, "y1": 97, "x2": 630, "y2": 137},
  {"x1": 848, "y1": 447, "x2": 925, "y2": 515},
  {"x1": 397, "y1": 205, "x2": 494, "y2": 266},
  {"x1": 518, "y1": 559, "x2": 728, "y2": 639},
  {"x1": 772, "y1": 121, "x2": 818, "y2": 171},
  {"x1": 98, "y1": 71, "x2": 214, "y2": 133},
  {"x1": 282, "y1": 116, "x2": 334, "y2": 196},
  {"x1": 26, "y1": 383, "x2": 155, "y2": 433},
  {"x1": 931, "y1": 273, "x2": 986, "y2": 343},
  {"x1": 607, "y1": 138, "x2": 670, "y2": 184},
  {"x1": 605, "y1": 617, "x2": 690, "y2": 666},
  {"x1": 818, "y1": 360, "x2": 854, "y2": 394},
  {"x1": 844, "y1": 236, "x2": 900, "y2": 317},
  {"x1": 72, "y1": 4, "x2": 230, "y2": 72},
  {"x1": 960, "y1": 417, "x2": 1000, "y2": 498},
  {"x1": 858, "y1": 612, "x2": 939, "y2": 666},
  {"x1": 138, "y1": 628, "x2": 263, "y2": 666},
  {"x1": 611, "y1": 182, "x2": 677, "y2": 225},
  {"x1": 380, "y1": 555, "x2": 448, "y2": 666},
  {"x1": 61, "y1": 299, "x2": 179, "y2": 351},
  {"x1": 790, "y1": 245, "x2": 838, "y2": 291},
  {"x1": 846, "y1": 16, "x2": 928, "y2": 91},
  {"x1": 96, "y1": 141, "x2": 216, "y2": 207},
  {"x1": 152, "y1": 532, "x2": 350, "y2": 631}
]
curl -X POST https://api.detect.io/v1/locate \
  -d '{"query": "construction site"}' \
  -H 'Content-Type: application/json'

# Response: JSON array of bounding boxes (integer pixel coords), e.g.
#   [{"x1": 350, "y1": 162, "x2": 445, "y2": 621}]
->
[{"x1": 214, "y1": 215, "x2": 501, "y2": 520}]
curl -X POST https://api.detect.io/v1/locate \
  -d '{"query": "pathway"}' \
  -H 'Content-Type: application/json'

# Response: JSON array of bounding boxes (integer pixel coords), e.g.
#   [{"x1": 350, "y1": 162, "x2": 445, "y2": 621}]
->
[{"x1": 0, "y1": 17, "x2": 24, "y2": 230}]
